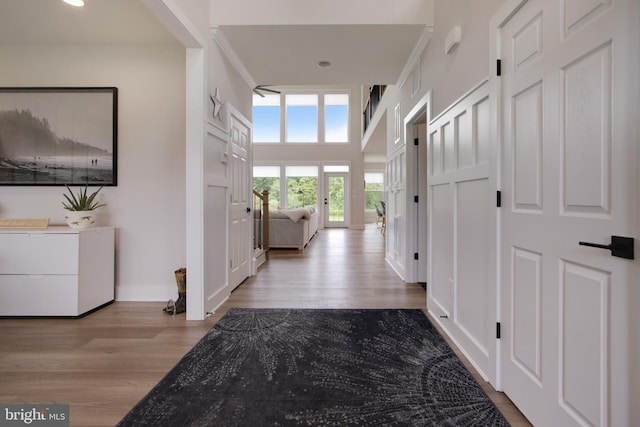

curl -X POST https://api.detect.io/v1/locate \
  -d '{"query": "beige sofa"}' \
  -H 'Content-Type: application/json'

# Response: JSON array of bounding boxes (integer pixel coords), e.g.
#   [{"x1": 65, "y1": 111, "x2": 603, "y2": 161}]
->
[{"x1": 269, "y1": 206, "x2": 318, "y2": 250}]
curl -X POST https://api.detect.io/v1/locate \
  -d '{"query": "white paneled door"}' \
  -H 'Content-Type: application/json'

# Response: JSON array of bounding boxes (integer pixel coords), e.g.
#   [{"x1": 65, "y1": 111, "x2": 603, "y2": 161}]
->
[
  {"x1": 499, "y1": 0, "x2": 638, "y2": 425},
  {"x1": 228, "y1": 110, "x2": 252, "y2": 290}
]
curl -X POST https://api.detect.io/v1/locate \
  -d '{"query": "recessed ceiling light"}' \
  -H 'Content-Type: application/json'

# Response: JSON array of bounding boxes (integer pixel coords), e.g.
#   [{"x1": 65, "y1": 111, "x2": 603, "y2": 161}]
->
[
  {"x1": 317, "y1": 61, "x2": 331, "y2": 69},
  {"x1": 63, "y1": 0, "x2": 85, "y2": 7}
]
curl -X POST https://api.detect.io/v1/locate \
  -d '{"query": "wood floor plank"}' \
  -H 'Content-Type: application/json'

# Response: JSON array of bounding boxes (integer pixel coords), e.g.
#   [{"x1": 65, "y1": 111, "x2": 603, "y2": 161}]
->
[{"x1": 0, "y1": 224, "x2": 531, "y2": 426}]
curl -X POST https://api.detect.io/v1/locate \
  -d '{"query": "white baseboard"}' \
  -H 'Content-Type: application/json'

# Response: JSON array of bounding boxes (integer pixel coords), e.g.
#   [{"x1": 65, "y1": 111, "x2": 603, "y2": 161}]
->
[
  {"x1": 116, "y1": 284, "x2": 176, "y2": 302},
  {"x1": 385, "y1": 257, "x2": 406, "y2": 281}
]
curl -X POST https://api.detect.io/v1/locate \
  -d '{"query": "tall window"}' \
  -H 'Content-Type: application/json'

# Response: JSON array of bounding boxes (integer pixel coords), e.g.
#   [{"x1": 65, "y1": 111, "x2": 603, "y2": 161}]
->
[
  {"x1": 286, "y1": 166, "x2": 318, "y2": 208},
  {"x1": 286, "y1": 94, "x2": 318, "y2": 143},
  {"x1": 252, "y1": 166, "x2": 280, "y2": 210},
  {"x1": 324, "y1": 94, "x2": 349, "y2": 143},
  {"x1": 364, "y1": 172, "x2": 384, "y2": 210},
  {"x1": 252, "y1": 94, "x2": 280, "y2": 143}
]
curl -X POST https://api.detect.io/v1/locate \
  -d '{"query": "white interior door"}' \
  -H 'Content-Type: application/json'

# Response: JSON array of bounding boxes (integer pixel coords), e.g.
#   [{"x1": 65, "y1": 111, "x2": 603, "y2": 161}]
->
[
  {"x1": 499, "y1": 1, "x2": 638, "y2": 425},
  {"x1": 323, "y1": 172, "x2": 349, "y2": 228},
  {"x1": 228, "y1": 110, "x2": 252, "y2": 289}
]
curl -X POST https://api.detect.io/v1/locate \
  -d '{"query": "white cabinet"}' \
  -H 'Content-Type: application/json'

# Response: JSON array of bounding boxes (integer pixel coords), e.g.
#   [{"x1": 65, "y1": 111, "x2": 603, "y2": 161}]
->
[{"x1": 0, "y1": 226, "x2": 115, "y2": 316}]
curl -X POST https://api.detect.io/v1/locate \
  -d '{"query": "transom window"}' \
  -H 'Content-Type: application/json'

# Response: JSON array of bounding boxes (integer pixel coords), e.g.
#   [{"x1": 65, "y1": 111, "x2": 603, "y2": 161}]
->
[
  {"x1": 253, "y1": 91, "x2": 350, "y2": 144},
  {"x1": 324, "y1": 94, "x2": 349, "y2": 143},
  {"x1": 286, "y1": 94, "x2": 318, "y2": 143},
  {"x1": 252, "y1": 95, "x2": 280, "y2": 143}
]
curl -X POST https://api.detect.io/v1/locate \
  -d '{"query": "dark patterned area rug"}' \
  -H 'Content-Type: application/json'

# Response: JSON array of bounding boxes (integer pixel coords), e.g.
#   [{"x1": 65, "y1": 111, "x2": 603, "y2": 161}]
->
[{"x1": 117, "y1": 309, "x2": 509, "y2": 426}]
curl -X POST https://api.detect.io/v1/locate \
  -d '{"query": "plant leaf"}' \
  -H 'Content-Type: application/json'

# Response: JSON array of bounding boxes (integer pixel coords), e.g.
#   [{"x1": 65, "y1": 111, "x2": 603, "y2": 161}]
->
[{"x1": 63, "y1": 185, "x2": 106, "y2": 211}]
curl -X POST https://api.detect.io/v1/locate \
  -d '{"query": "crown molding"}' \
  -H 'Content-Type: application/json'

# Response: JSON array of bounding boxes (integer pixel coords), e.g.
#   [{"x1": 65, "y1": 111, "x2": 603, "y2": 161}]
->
[
  {"x1": 397, "y1": 25, "x2": 433, "y2": 88},
  {"x1": 210, "y1": 26, "x2": 257, "y2": 89}
]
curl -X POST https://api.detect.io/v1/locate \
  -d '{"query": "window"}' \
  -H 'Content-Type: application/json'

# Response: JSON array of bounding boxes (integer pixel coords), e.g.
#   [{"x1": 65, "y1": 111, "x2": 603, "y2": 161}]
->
[
  {"x1": 286, "y1": 94, "x2": 318, "y2": 143},
  {"x1": 253, "y1": 165, "x2": 319, "y2": 209},
  {"x1": 252, "y1": 166, "x2": 280, "y2": 210},
  {"x1": 323, "y1": 165, "x2": 350, "y2": 173},
  {"x1": 252, "y1": 91, "x2": 350, "y2": 144},
  {"x1": 286, "y1": 166, "x2": 318, "y2": 208},
  {"x1": 324, "y1": 94, "x2": 349, "y2": 143},
  {"x1": 252, "y1": 94, "x2": 281, "y2": 143},
  {"x1": 364, "y1": 172, "x2": 384, "y2": 210}
]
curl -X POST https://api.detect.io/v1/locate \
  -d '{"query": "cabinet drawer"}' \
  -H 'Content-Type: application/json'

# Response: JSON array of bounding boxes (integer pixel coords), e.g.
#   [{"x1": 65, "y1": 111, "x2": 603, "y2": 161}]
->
[
  {"x1": 0, "y1": 275, "x2": 79, "y2": 316},
  {"x1": 0, "y1": 233, "x2": 79, "y2": 274}
]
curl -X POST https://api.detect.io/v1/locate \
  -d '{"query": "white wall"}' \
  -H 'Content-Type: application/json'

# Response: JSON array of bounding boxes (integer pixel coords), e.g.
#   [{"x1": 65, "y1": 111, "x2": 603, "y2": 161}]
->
[
  {"x1": 200, "y1": 38, "x2": 253, "y2": 316},
  {"x1": 208, "y1": 42, "x2": 253, "y2": 120},
  {"x1": 416, "y1": 0, "x2": 504, "y2": 117},
  {"x1": 143, "y1": 0, "x2": 254, "y2": 319},
  {"x1": 0, "y1": 44, "x2": 187, "y2": 301},
  {"x1": 373, "y1": 0, "x2": 505, "y2": 376},
  {"x1": 379, "y1": 0, "x2": 504, "y2": 279},
  {"x1": 371, "y1": 85, "x2": 408, "y2": 278}
]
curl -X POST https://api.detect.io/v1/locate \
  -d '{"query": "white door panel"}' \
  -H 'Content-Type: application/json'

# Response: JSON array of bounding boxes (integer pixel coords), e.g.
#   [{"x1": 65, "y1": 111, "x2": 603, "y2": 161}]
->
[
  {"x1": 203, "y1": 124, "x2": 231, "y2": 316},
  {"x1": 204, "y1": 183, "x2": 228, "y2": 312},
  {"x1": 427, "y1": 81, "x2": 496, "y2": 383},
  {"x1": 385, "y1": 148, "x2": 407, "y2": 278},
  {"x1": 429, "y1": 183, "x2": 453, "y2": 317},
  {"x1": 499, "y1": 1, "x2": 638, "y2": 425},
  {"x1": 456, "y1": 178, "x2": 492, "y2": 357}
]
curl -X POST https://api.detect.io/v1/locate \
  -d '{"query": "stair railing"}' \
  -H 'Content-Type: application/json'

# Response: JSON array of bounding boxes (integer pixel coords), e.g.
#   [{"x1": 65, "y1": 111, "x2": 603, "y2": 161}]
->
[{"x1": 252, "y1": 190, "x2": 270, "y2": 260}]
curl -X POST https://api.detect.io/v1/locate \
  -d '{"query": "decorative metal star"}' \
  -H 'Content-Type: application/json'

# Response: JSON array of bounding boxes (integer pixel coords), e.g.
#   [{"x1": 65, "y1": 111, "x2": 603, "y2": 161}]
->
[{"x1": 210, "y1": 88, "x2": 224, "y2": 121}]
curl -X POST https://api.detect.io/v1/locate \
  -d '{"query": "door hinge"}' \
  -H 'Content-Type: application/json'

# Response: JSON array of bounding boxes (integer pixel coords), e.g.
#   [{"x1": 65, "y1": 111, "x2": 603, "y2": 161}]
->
[
  {"x1": 414, "y1": 138, "x2": 419, "y2": 146},
  {"x1": 496, "y1": 322, "x2": 502, "y2": 339},
  {"x1": 496, "y1": 190, "x2": 502, "y2": 208},
  {"x1": 414, "y1": 195, "x2": 419, "y2": 203},
  {"x1": 496, "y1": 59, "x2": 502, "y2": 76},
  {"x1": 414, "y1": 252, "x2": 419, "y2": 260}
]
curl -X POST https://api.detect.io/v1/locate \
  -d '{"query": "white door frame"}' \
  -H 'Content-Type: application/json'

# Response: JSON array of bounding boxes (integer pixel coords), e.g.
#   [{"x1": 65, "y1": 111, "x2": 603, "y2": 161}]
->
[
  {"x1": 490, "y1": 0, "x2": 529, "y2": 390},
  {"x1": 403, "y1": 93, "x2": 431, "y2": 284}
]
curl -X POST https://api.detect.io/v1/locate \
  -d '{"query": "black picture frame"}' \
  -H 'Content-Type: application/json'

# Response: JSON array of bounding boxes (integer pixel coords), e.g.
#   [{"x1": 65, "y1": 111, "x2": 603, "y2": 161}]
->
[{"x1": 0, "y1": 87, "x2": 117, "y2": 186}]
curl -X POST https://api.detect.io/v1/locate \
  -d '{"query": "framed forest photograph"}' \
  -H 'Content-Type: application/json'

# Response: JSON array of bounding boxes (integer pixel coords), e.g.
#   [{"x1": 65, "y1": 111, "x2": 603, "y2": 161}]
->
[{"x1": 0, "y1": 87, "x2": 117, "y2": 186}]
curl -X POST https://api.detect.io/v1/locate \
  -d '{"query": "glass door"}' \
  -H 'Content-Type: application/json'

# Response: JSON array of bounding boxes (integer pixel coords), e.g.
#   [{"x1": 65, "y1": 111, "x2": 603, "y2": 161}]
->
[{"x1": 323, "y1": 172, "x2": 349, "y2": 228}]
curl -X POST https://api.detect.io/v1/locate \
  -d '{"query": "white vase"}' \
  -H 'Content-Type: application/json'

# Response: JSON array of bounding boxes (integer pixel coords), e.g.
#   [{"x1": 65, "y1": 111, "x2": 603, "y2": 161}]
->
[{"x1": 64, "y1": 210, "x2": 97, "y2": 229}]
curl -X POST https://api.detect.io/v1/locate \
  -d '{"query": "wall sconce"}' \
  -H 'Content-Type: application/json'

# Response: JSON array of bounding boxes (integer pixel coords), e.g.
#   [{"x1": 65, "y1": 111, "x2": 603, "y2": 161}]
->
[
  {"x1": 63, "y1": 0, "x2": 85, "y2": 6},
  {"x1": 445, "y1": 26, "x2": 462, "y2": 54}
]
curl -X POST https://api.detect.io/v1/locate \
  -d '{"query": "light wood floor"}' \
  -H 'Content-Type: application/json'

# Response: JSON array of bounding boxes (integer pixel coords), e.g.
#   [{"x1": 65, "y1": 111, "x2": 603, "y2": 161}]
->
[{"x1": 0, "y1": 224, "x2": 531, "y2": 426}]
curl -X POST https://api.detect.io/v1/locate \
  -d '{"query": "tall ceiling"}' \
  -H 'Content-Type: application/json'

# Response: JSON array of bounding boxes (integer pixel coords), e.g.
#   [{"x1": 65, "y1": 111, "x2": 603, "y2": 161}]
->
[
  {"x1": 0, "y1": 0, "x2": 429, "y2": 157},
  {"x1": 219, "y1": 24, "x2": 426, "y2": 86},
  {"x1": 1, "y1": 0, "x2": 427, "y2": 85}
]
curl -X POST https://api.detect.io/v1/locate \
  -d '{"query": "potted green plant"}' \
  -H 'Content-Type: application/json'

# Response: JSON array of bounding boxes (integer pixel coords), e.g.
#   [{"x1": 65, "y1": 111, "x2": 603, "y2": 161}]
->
[{"x1": 62, "y1": 185, "x2": 106, "y2": 229}]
